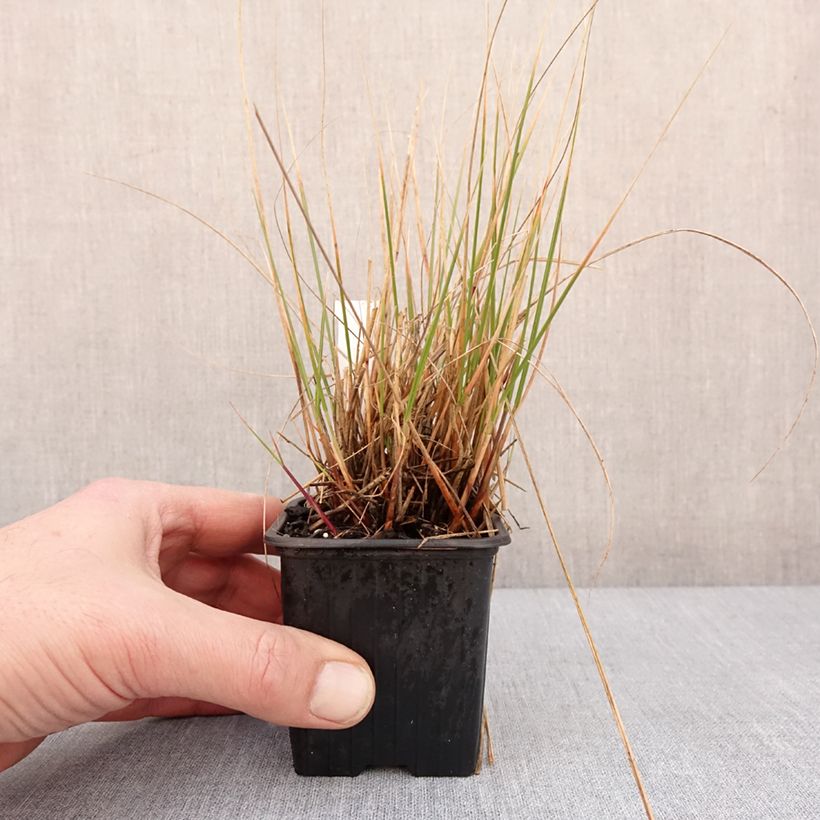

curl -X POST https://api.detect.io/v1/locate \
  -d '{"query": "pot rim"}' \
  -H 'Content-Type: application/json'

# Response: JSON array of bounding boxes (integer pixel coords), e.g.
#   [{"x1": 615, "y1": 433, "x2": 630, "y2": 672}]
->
[{"x1": 264, "y1": 501, "x2": 511, "y2": 552}]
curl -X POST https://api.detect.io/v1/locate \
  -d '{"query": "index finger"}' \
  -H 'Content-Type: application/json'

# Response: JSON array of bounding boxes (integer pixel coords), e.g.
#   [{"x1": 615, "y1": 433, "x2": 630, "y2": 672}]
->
[
  {"x1": 81, "y1": 478, "x2": 283, "y2": 558},
  {"x1": 152, "y1": 482, "x2": 283, "y2": 557}
]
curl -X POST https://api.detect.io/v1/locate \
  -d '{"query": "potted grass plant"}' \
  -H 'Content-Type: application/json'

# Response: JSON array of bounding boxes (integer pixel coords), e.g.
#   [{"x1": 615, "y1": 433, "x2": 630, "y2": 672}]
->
[{"x1": 245, "y1": 14, "x2": 596, "y2": 775}]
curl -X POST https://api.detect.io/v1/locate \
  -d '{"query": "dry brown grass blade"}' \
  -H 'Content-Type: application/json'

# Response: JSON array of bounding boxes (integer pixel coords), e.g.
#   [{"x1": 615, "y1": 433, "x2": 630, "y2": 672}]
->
[
  {"x1": 409, "y1": 424, "x2": 477, "y2": 531},
  {"x1": 591, "y1": 228, "x2": 818, "y2": 480},
  {"x1": 513, "y1": 418, "x2": 654, "y2": 820},
  {"x1": 519, "y1": 27, "x2": 732, "y2": 410},
  {"x1": 466, "y1": 0, "x2": 510, "y2": 203},
  {"x1": 507, "y1": 350, "x2": 616, "y2": 586},
  {"x1": 237, "y1": 0, "x2": 265, "y2": 222},
  {"x1": 483, "y1": 705, "x2": 495, "y2": 767},
  {"x1": 89, "y1": 173, "x2": 270, "y2": 283},
  {"x1": 254, "y1": 107, "x2": 341, "y2": 280}
]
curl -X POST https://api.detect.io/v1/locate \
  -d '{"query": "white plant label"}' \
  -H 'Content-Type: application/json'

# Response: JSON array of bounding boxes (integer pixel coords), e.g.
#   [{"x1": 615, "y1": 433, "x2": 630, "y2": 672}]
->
[{"x1": 335, "y1": 299, "x2": 372, "y2": 370}]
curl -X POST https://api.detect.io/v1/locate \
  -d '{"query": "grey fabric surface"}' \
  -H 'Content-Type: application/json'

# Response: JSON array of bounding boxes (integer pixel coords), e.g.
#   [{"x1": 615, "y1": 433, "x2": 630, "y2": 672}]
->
[
  {"x1": 1, "y1": 586, "x2": 818, "y2": 819},
  {"x1": 2, "y1": 0, "x2": 820, "y2": 587}
]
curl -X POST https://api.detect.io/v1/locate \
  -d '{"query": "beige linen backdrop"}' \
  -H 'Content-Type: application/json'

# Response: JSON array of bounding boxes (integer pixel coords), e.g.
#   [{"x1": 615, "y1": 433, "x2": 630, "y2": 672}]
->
[{"x1": 1, "y1": 1, "x2": 818, "y2": 586}]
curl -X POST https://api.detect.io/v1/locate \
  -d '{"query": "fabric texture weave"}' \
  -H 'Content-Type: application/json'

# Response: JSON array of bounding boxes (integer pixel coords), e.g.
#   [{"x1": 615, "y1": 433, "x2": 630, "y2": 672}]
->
[{"x1": 1, "y1": 587, "x2": 817, "y2": 819}]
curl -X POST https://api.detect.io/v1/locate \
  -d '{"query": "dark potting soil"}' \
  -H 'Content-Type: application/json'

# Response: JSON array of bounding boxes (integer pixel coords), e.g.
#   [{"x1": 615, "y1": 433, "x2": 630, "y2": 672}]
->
[{"x1": 281, "y1": 498, "x2": 455, "y2": 541}]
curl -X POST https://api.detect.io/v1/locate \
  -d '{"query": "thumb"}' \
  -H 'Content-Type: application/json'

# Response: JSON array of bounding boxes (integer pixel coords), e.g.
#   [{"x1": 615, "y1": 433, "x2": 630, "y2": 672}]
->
[{"x1": 143, "y1": 593, "x2": 375, "y2": 729}]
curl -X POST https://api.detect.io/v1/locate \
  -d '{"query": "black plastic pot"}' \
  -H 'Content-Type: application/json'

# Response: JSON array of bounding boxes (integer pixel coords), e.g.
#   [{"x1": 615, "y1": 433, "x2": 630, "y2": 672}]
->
[{"x1": 264, "y1": 503, "x2": 510, "y2": 777}]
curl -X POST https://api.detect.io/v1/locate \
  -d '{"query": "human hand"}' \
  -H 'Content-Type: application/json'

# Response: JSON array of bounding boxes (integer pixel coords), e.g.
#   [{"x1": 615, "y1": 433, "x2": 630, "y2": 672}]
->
[{"x1": 0, "y1": 478, "x2": 375, "y2": 772}]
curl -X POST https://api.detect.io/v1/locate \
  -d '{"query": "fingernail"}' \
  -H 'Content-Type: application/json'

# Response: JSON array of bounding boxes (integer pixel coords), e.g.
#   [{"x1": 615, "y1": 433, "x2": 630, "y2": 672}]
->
[{"x1": 310, "y1": 662, "x2": 374, "y2": 724}]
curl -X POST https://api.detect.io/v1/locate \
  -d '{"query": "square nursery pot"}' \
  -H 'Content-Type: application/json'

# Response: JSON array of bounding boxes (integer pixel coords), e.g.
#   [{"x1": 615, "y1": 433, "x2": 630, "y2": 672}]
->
[{"x1": 265, "y1": 501, "x2": 510, "y2": 777}]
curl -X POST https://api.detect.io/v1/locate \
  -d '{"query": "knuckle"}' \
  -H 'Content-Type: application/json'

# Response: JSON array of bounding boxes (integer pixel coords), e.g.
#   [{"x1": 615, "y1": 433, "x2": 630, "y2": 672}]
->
[
  {"x1": 80, "y1": 477, "x2": 134, "y2": 502},
  {"x1": 249, "y1": 628, "x2": 294, "y2": 697},
  {"x1": 86, "y1": 476, "x2": 129, "y2": 492}
]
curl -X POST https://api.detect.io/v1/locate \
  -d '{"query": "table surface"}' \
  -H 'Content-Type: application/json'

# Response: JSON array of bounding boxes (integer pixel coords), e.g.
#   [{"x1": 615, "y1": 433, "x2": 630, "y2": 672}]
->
[{"x1": 1, "y1": 586, "x2": 818, "y2": 820}]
